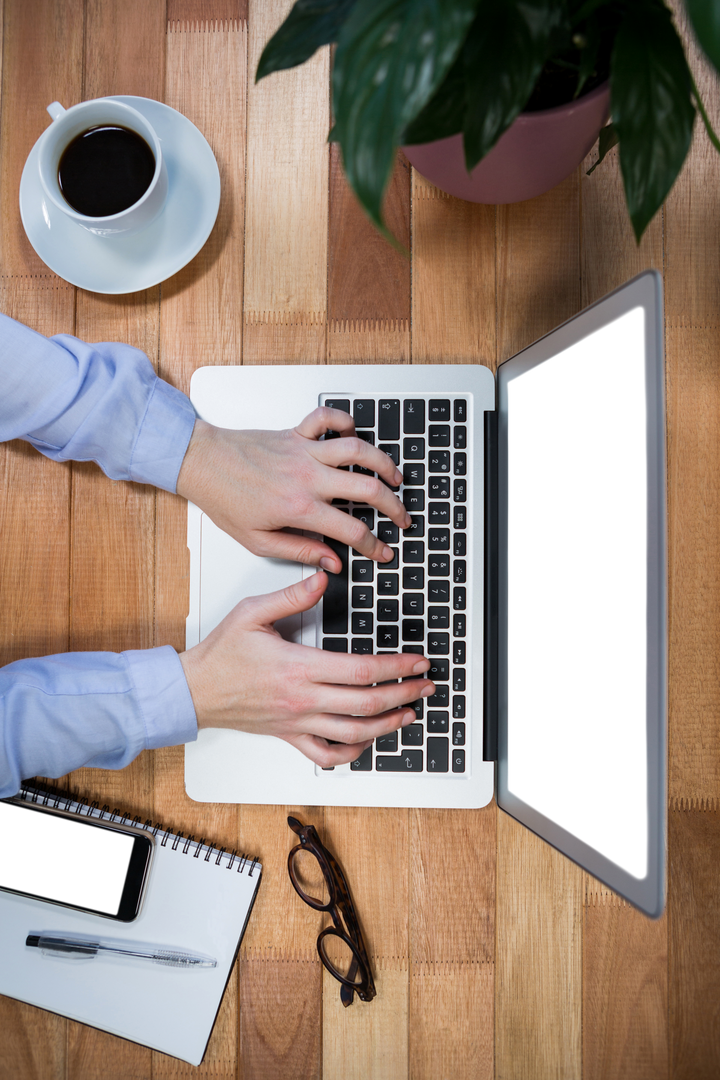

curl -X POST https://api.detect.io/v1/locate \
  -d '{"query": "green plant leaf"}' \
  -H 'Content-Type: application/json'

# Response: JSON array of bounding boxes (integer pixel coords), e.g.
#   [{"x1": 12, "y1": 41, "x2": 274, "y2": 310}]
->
[
  {"x1": 256, "y1": 0, "x2": 358, "y2": 81},
  {"x1": 332, "y1": 0, "x2": 480, "y2": 235},
  {"x1": 401, "y1": 52, "x2": 466, "y2": 145},
  {"x1": 575, "y1": 12, "x2": 602, "y2": 97},
  {"x1": 586, "y1": 121, "x2": 619, "y2": 173},
  {"x1": 461, "y1": 0, "x2": 567, "y2": 172},
  {"x1": 685, "y1": 0, "x2": 720, "y2": 75},
  {"x1": 611, "y1": 0, "x2": 695, "y2": 241}
]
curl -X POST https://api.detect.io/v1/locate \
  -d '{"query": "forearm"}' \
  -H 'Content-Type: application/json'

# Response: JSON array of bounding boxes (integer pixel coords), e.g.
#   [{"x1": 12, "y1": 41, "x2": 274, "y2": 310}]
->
[{"x1": 0, "y1": 646, "x2": 197, "y2": 798}]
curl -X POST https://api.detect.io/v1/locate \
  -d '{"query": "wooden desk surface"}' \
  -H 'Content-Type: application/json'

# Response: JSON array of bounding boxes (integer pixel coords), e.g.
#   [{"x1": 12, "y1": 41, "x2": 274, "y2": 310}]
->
[{"x1": 1, "y1": 2, "x2": 719, "y2": 1078}]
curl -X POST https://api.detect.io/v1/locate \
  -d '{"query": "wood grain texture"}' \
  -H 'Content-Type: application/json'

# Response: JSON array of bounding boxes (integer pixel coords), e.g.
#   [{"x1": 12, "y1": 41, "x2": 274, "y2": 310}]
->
[
  {"x1": 496, "y1": 811, "x2": 583, "y2": 1080},
  {"x1": 411, "y1": 172, "x2": 496, "y2": 366},
  {"x1": 168, "y1": 0, "x2": 248, "y2": 23},
  {"x1": 410, "y1": 962, "x2": 494, "y2": 1080},
  {"x1": 239, "y1": 957, "x2": 322, "y2": 1080},
  {"x1": 669, "y1": 804, "x2": 720, "y2": 1079},
  {"x1": 84, "y1": 0, "x2": 166, "y2": 101},
  {"x1": 244, "y1": 0, "x2": 329, "y2": 364}
]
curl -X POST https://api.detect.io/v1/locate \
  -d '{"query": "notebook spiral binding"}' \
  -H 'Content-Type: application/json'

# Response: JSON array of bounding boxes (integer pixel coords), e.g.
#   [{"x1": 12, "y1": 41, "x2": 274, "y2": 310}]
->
[{"x1": 18, "y1": 782, "x2": 259, "y2": 877}]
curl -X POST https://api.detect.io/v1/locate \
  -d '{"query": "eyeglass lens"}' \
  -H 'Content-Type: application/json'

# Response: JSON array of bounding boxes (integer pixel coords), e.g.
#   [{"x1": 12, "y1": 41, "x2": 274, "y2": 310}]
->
[{"x1": 289, "y1": 847, "x2": 331, "y2": 906}]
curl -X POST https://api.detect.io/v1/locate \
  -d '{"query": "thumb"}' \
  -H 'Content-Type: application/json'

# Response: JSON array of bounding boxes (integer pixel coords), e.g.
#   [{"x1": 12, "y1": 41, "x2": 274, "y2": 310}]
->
[{"x1": 243, "y1": 571, "x2": 328, "y2": 628}]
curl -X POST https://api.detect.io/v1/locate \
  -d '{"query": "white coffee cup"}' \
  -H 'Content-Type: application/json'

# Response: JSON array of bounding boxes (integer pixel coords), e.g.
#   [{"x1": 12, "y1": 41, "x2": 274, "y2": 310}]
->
[{"x1": 39, "y1": 98, "x2": 168, "y2": 236}]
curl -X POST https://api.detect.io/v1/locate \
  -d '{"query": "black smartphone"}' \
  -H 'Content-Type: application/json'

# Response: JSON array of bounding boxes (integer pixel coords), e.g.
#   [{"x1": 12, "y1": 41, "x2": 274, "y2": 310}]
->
[{"x1": 0, "y1": 798, "x2": 154, "y2": 921}]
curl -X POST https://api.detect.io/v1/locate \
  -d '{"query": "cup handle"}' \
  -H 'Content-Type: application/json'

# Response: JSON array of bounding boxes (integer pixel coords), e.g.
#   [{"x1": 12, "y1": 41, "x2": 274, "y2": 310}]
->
[{"x1": 46, "y1": 102, "x2": 66, "y2": 121}]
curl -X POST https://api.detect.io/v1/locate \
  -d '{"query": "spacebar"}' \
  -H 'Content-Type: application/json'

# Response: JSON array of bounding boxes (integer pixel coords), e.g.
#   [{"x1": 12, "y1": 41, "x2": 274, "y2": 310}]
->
[{"x1": 322, "y1": 537, "x2": 348, "y2": 634}]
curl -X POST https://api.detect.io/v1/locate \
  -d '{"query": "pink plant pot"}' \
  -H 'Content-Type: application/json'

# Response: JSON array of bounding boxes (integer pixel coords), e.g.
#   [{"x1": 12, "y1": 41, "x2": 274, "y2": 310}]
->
[{"x1": 403, "y1": 81, "x2": 610, "y2": 204}]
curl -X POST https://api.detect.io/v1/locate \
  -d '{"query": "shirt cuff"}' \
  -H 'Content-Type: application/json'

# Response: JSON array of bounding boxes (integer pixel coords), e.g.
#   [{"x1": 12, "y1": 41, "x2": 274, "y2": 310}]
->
[
  {"x1": 123, "y1": 646, "x2": 198, "y2": 750},
  {"x1": 129, "y1": 378, "x2": 197, "y2": 493}
]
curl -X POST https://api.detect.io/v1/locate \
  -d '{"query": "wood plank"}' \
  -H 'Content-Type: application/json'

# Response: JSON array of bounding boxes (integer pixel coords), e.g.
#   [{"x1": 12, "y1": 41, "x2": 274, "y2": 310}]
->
[
  {"x1": 168, "y1": 0, "x2": 247, "y2": 23},
  {"x1": 496, "y1": 811, "x2": 583, "y2": 1080},
  {"x1": 411, "y1": 172, "x2": 496, "y2": 366},
  {"x1": 239, "y1": 957, "x2": 322, "y2": 1080},
  {"x1": 583, "y1": 889, "x2": 668, "y2": 1080},
  {"x1": 85, "y1": 0, "x2": 166, "y2": 101},
  {"x1": 0, "y1": 0, "x2": 83, "y2": 275},
  {"x1": 409, "y1": 806, "x2": 495, "y2": 1080},
  {"x1": 669, "y1": 802, "x2": 720, "y2": 1079},
  {"x1": 244, "y1": 0, "x2": 329, "y2": 364}
]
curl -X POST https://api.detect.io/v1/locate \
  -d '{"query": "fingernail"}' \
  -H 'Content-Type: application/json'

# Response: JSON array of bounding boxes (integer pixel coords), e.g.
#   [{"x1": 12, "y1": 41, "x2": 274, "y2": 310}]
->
[
  {"x1": 412, "y1": 660, "x2": 430, "y2": 674},
  {"x1": 394, "y1": 468, "x2": 403, "y2": 484},
  {"x1": 320, "y1": 556, "x2": 335, "y2": 572},
  {"x1": 421, "y1": 682, "x2": 435, "y2": 697},
  {"x1": 404, "y1": 514, "x2": 412, "y2": 528},
  {"x1": 304, "y1": 572, "x2": 325, "y2": 592},
  {"x1": 402, "y1": 711, "x2": 416, "y2": 726},
  {"x1": 382, "y1": 545, "x2": 394, "y2": 562}
]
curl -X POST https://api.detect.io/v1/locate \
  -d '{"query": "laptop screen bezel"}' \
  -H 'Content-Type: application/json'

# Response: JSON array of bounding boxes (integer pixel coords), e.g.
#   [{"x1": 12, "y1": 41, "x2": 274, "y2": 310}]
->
[{"x1": 495, "y1": 271, "x2": 666, "y2": 918}]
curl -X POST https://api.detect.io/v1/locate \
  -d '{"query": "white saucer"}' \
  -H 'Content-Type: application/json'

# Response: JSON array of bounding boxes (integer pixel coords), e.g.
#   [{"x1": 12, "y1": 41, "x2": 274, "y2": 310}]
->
[{"x1": 20, "y1": 96, "x2": 221, "y2": 294}]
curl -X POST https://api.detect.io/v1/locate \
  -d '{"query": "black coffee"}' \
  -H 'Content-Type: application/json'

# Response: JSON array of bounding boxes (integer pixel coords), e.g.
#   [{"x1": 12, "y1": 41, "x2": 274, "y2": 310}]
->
[{"x1": 58, "y1": 125, "x2": 156, "y2": 217}]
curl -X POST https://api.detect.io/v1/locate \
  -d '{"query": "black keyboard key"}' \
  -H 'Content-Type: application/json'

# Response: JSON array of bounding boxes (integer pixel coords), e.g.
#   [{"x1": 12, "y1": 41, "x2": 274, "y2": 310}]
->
[
  {"x1": 383, "y1": 548, "x2": 399, "y2": 570},
  {"x1": 403, "y1": 566, "x2": 424, "y2": 590},
  {"x1": 428, "y1": 580, "x2": 450, "y2": 603},
  {"x1": 403, "y1": 489, "x2": 425, "y2": 513},
  {"x1": 403, "y1": 399, "x2": 425, "y2": 434},
  {"x1": 429, "y1": 399, "x2": 450, "y2": 421},
  {"x1": 404, "y1": 515, "x2": 425, "y2": 538},
  {"x1": 453, "y1": 721, "x2": 466, "y2": 745},
  {"x1": 402, "y1": 619, "x2": 425, "y2": 642},
  {"x1": 356, "y1": 430, "x2": 375, "y2": 446},
  {"x1": 453, "y1": 587, "x2": 466, "y2": 610},
  {"x1": 453, "y1": 560, "x2": 466, "y2": 583},
  {"x1": 403, "y1": 437, "x2": 425, "y2": 460},
  {"x1": 453, "y1": 668, "x2": 465, "y2": 691},
  {"x1": 454, "y1": 399, "x2": 467, "y2": 422},
  {"x1": 454, "y1": 507, "x2": 467, "y2": 531},
  {"x1": 427, "y1": 737, "x2": 449, "y2": 772},
  {"x1": 410, "y1": 697, "x2": 424, "y2": 719},
  {"x1": 353, "y1": 399, "x2": 375, "y2": 427},
  {"x1": 429, "y1": 476, "x2": 450, "y2": 499},
  {"x1": 403, "y1": 462, "x2": 425, "y2": 486},
  {"x1": 377, "y1": 599, "x2": 398, "y2": 621},
  {"x1": 454, "y1": 479, "x2": 466, "y2": 502},
  {"x1": 353, "y1": 464, "x2": 375, "y2": 477},
  {"x1": 427, "y1": 712, "x2": 449, "y2": 733},
  {"x1": 454, "y1": 426, "x2": 467, "y2": 449},
  {"x1": 322, "y1": 538, "x2": 348, "y2": 634},
  {"x1": 452, "y1": 748, "x2": 466, "y2": 772},
  {"x1": 351, "y1": 745, "x2": 373, "y2": 770},
  {"x1": 378, "y1": 400, "x2": 400, "y2": 440},
  {"x1": 428, "y1": 632, "x2": 449, "y2": 655},
  {"x1": 428, "y1": 502, "x2": 450, "y2": 525},
  {"x1": 428, "y1": 607, "x2": 450, "y2": 630},
  {"x1": 325, "y1": 398, "x2": 350, "y2": 414},
  {"x1": 453, "y1": 613, "x2": 466, "y2": 637},
  {"x1": 453, "y1": 696, "x2": 466, "y2": 719},
  {"x1": 352, "y1": 560, "x2": 374, "y2": 582},
  {"x1": 376, "y1": 750, "x2": 423, "y2": 771},
  {"x1": 401, "y1": 723, "x2": 423, "y2": 746},
  {"x1": 454, "y1": 534, "x2": 466, "y2": 557},
  {"x1": 403, "y1": 540, "x2": 425, "y2": 563},
  {"x1": 453, "y1": 641, "x2": 466, "y2": 664},
  {"x1": 352, "y1": 612, "x2": 373, "y2": 634},
  {"x1": 428, "y1": 555, "x2": 450, "y2": 576},
  {"x1": 454, "y1": 452, "x2": 467, "y2": 475},
  {"x1": 403, "y1": 644, "x2": 425, "y2": 654},
  {"x1": 353, "y1": 507, "x2": 375, "y2": 530},
  {"x1": 378, "y1": 521, "x2": 399, "y2": 545},
  {"x1": 429, "y1": 451, "x2": 450, "y2": 473},
  {"x1": 429, "y1": 658, "x2": 449, "y2": 681},
  {"x1": 351, "y1": 638, "x2": 373, "y2": 653},
  {"x1": 428, "y1": 684, "x2": 449, "y2": 707},
  {"x1": 429, "y1": 529, "x2": 450, "y2": 550},
  {"x1": 376, "y1": 731, "x2": 397, "y2": 752},
  {"x1": 378, "y1": 573, "x2": 399, "y2": 594},
  {"x1": 377, "y1": 625, "x2": 399, "y2": 648},
  {"x1": 429, "y1": 425, "x2": 450, "y2": 447},
  {"x1": 323, "y1": 638, "x2": 348, "y2": 652},
  {"x1": 379, "y1": 443, "x2": 400, "y2": 466},
  {"x1": 352, "y1": 585, "x2": 374, "y2": 608},
  {"x1": 402, "y1": 593, "x2": 424, "y2": 616}
]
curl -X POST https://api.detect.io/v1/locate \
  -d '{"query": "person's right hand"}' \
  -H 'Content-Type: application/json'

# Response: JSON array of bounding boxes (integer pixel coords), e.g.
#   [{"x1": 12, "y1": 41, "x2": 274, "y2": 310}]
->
[{"x1": 179, "y1": 571, "x2": 435, "y2": 768}]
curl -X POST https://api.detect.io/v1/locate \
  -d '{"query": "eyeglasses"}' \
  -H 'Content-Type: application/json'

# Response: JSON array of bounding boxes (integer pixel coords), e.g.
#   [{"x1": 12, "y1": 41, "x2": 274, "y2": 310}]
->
[{"x1": 286, "y1": 815, "x2": 376, "y2": 1006}]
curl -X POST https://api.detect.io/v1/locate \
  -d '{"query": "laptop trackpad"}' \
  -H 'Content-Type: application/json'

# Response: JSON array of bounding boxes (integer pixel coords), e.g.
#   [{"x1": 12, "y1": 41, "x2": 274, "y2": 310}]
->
[{"x1": 199, "y1": 514, "x2": 304, "y2": 644}]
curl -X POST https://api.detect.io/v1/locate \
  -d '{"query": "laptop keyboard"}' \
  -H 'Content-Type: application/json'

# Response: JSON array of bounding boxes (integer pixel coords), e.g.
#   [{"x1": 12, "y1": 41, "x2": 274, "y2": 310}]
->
[{"x1": 318, "y1": 394, "x2": 472, "y2": 777}]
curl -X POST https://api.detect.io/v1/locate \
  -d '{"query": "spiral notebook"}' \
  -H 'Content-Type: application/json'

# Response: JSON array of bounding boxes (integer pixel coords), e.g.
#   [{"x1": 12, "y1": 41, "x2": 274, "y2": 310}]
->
[{"x1": 0, "y1": 784, "x2": 261, "y2": 1066}]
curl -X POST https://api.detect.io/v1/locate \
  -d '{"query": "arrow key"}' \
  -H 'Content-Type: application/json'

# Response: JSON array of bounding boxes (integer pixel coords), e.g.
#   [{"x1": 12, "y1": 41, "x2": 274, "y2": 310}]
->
[{"x1": 427, "y1": 737, "x2": 449, "y2": 772}]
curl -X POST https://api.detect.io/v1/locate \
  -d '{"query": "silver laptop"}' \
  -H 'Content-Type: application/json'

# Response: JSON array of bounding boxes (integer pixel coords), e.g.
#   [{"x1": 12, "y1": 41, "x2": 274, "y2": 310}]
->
[{"x1": 185, "y1": 271, "x2": 666, "y2": 917}]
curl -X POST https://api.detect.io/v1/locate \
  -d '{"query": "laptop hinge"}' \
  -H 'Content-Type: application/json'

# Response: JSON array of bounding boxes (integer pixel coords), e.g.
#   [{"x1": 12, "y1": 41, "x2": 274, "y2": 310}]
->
[{"x1": 483, "y1": 408, "x2": 499, "y2": 762}]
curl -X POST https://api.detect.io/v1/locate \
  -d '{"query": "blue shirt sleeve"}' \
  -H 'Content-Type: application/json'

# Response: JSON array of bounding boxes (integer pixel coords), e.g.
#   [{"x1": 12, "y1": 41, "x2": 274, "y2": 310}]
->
[
  {"x1": 0, "y1": 313, "x2": 200, "y2": 796},
  {"x1": 0, "y1": 311, "x2": 196, "y2": 492}
]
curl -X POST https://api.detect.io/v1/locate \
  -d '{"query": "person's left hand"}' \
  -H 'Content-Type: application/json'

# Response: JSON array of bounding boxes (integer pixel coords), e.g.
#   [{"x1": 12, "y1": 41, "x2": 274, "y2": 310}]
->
[{"x1": 176, "y1": 408, "x2": 412, "y2": 572}]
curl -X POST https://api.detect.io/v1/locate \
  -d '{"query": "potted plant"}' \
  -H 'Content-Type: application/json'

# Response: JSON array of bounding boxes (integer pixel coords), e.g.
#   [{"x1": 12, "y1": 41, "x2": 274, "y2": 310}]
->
[{"x1": 257, "y1": 0, "x2": 719, "y2": 243}]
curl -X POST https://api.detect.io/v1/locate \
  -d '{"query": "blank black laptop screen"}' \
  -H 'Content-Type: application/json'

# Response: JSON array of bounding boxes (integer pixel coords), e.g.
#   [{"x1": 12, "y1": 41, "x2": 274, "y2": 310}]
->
[{"x1": 508, "y1": 305, "x2": 647, "y2": 871}]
